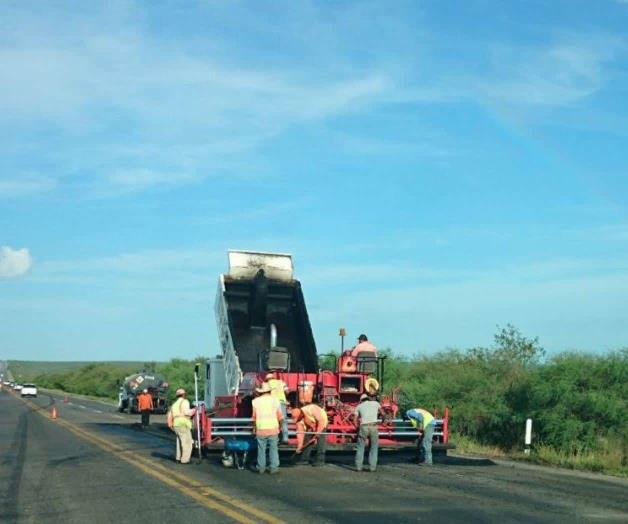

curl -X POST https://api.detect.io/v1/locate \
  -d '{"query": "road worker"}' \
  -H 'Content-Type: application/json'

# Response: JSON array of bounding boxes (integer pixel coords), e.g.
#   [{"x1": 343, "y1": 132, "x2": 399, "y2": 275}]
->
[
  {"x1": 252, "y1": 382, "x2": 283, "y2": 474},
  {"x1": 169, "y1": 388, "x2": 196, "y2": 464},
  {"x1": 354, "y1": 393, "x2": 382, "y2": 472},
  {"x1": 265, "y1": 372, "x2": 289, "y2": 443},
  {"x1": 292, "y1": 403, "x2": 328, "y2": 466},
  {"x1": 406, "y1": 408, "x2": 436, "y2": 465},
  {"x1": 137, "y1": 388, "x2": 153, "y2": 427},
  {"x1": 350, "y1": 334, "x2": 377, "y2": 358}
]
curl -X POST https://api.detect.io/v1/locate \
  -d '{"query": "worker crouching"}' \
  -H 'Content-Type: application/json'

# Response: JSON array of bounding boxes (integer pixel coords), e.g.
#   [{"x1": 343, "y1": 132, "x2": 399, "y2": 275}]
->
[
  {"x1": 292, "y1": 403, "x2": 328, "y2": 467},
  {"x1": 252, "y1": 382, "x2": 283, "y2": 474},
  {"x1": 406, "y1": 408, "x2": 435, "y2": 465}
]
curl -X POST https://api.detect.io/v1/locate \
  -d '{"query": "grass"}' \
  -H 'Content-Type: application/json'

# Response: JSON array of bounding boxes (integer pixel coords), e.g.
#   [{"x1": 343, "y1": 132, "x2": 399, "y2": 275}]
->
[{"x1": 451, "y1": 432, "x2": 627, "y2": 477}]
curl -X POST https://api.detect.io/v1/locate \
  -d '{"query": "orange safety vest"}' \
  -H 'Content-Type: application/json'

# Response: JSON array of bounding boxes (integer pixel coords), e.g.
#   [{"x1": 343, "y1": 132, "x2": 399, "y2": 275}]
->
[
  {"x1": 301, "y1": 404, "x2": 328, "y2": 431},
  {"x1": 252, "y1": 394, "x2": 281, "y2": 436},
  {"x1": 138, "y1": 393, "x2": 153, "y2": 411}
]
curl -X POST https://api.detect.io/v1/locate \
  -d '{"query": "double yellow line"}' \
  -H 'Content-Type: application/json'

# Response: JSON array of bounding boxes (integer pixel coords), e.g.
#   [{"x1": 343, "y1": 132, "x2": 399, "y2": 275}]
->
[{"x1": 19, "y1": 395, "x2": 283, "y2": 524}]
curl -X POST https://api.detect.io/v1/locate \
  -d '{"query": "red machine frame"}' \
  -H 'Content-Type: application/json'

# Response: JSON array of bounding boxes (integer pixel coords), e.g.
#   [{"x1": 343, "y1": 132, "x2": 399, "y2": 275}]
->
[{"x1": 197, "y1": 353, "x2": 452, "y2": 452}]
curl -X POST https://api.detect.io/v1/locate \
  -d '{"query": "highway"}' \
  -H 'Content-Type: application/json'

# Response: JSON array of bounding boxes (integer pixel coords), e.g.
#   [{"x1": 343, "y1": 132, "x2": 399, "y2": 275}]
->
[{"x1": 1, "y1": 387, "x2": 627, "y2": 523}]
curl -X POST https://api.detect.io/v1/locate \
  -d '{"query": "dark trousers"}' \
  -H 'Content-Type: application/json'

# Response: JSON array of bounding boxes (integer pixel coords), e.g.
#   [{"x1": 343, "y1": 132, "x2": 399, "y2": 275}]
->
[
  {"x1": 301, "y1": 433, "x2": 326, "y2": 465},
  {"x1": 140, "y1": 409, "x2": 150, "y2": 427}
]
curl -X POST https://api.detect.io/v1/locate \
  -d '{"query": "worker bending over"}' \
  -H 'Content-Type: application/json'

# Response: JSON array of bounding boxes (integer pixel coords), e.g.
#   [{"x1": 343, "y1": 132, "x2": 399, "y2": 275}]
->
[
  {"x1": 137, "y1": 388, "x2": 153, "y2": 427},
  {"x1": 350, "y1": 334, "x2": 377, "y2": 357},
  {"x1": 406, "y1": 408, "x2": 435, "y2": 465},
  {"x1": 252, "y1": 382, "x2": 283, "y2": 474},
  {"x1": 354, "y1": 393, "x2": 382, "y2": 472},
  {"x1": 169, "y1": 388, "x2": 196, "y2": 464},
  {"x1": 292, "y1": 403, "x2": 328, "y2": 467},
  {"x1": 265, "y1": 372, "x2": 289, "y2": 443}
]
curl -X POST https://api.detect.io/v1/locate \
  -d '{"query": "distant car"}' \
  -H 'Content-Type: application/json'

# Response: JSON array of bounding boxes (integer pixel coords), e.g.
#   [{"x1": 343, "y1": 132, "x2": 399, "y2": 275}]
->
[
  {"x1": 21, "y1": 384, "x2": 37, "y2": 397},
  {"x1": 14, "y1": 383, "x2": 23, "y2": 391}
]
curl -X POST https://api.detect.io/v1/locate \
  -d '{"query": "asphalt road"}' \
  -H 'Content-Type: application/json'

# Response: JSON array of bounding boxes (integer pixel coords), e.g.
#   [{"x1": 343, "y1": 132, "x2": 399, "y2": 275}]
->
[{"x1": 1, "y1": 387, "x2": 627, "y2": 524}]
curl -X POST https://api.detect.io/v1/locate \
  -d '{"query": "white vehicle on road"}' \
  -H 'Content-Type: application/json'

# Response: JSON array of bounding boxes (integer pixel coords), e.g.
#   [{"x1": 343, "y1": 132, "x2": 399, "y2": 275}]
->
[
  {"x1": 13, "y1": 383, "x2": 23, "y2": 391},
  {"x1": 21, "y1": 384, "x2": 37, "y2": 397}
]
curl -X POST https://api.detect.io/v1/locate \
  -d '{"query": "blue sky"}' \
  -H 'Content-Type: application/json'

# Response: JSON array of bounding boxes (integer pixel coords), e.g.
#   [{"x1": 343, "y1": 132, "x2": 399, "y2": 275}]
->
[{"x1": 1, "y1": 1, "x2": 627, "y2": 361}]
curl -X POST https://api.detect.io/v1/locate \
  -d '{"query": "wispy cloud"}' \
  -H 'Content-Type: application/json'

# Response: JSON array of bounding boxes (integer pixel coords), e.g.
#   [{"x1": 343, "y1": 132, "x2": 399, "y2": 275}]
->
[
  {"x1": 106, "y1": 169, "x2": 202, "y2": 193},
  {"x1": 0, "y1": 175, "x2": 56, "y2": 198},
  {"x1": 478, "y1": 39, "x2": 622, "y2": 106},
  {"x1": 1, "y1": 3, "x2": 625, "y2": 200}
]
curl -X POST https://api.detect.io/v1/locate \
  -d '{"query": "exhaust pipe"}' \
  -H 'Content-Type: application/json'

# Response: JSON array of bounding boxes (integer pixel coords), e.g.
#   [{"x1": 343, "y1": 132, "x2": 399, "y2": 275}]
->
[{"x1": 270, "y1": 323, "x2": 277, "y2": 348}]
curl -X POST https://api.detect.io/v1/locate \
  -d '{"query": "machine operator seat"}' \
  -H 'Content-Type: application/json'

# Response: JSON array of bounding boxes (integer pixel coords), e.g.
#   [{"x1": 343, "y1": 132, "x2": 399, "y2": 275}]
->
[{"x1": 356, "y1": 351, "x2": 378, "y2": 374}]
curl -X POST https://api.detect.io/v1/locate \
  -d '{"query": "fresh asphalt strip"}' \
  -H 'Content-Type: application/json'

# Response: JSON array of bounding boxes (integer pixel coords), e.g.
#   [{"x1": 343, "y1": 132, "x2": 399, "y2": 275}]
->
[{"x1": 14, "y1": 392, "x2": 283, "y2": 524}]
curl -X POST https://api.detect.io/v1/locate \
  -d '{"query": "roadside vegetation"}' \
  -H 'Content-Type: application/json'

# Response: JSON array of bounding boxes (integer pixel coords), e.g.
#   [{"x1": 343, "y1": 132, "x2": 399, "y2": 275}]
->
[
  {"x1": 380, "y1": 326, "x2": 628, "y2": 477},
  {"x1": 20, "y1": 358, "x2": 207, "y2": 403},
  {"x1": 13, "y1": 326, "x2": 626, "y2": 476}
]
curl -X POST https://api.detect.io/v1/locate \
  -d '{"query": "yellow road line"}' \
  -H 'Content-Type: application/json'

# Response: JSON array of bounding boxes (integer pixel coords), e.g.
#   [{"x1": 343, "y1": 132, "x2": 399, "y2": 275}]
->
[{"x1": 16, "y1": 395, "x2": 283, "y2": 524}]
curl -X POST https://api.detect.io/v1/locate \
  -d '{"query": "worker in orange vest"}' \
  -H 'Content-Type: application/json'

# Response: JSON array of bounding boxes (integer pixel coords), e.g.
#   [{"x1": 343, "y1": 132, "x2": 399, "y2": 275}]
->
[
  {"x1": 292, "y1": 403, "x2": 328, "y2": 466},
  {"x1": 137, "y1": 388, "x2": 154, "y2": 427},
  {"x1": 350, "y1": 334, "x2": 377, "y2": 357},
  {"x1": 252, "y1": 382, "x2": 283, "y2": 474}
]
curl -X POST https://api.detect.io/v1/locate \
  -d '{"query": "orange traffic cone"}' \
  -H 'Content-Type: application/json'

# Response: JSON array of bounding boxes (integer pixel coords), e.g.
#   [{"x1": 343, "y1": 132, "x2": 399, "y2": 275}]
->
[{"x1": 51, "y1": 406, "x2": 58, "y2": 419}]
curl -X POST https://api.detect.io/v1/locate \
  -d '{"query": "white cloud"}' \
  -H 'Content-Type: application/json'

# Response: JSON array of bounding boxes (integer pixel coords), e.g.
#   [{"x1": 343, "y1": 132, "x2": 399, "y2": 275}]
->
[{"x1": 0, "y1": 246, "x2": 33, "y2": 278}]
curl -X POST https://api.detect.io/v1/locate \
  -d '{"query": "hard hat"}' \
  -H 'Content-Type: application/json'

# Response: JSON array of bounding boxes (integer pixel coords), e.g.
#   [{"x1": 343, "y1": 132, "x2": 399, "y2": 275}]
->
[
  {"x1": 256, "y1": 382, "x2": 272, "y2": 394},
  {"x1": 360, "y1": 394, "x2": 369, "y2": 401},
  {"x1": 291, "y1": 408, "x2": 302, "y2": 421},
  {"x1": 175, "y1": 388, "x2": 185, "y2": 397},
  {"x1": 143, "y1": 388, "x2": 148, "y2": 393},
  {"x1": 265, "y1": 372, "x2": 276, "y2": 381}
]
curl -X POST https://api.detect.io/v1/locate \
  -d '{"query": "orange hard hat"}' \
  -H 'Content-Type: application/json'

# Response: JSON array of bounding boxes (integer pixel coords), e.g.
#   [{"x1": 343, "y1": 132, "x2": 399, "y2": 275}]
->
[{"x1": 291, "y1": 408, "x2": 302, "y2": 421}]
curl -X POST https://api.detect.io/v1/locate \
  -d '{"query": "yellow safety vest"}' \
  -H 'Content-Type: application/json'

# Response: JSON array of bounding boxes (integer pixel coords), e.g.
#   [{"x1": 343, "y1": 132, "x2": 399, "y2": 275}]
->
[
  {"x1": 268, "y1": 379, "x2": 287, "y2": 404},
  {"x1": 253, "y1": 395, "x2": 280, "y2": 432},
  {"x1": 411, "y1": 408, "x2": 434, "y2": 428},
  {"x1": 172, "y1": 398, "x2": 192, "y2": 429}
]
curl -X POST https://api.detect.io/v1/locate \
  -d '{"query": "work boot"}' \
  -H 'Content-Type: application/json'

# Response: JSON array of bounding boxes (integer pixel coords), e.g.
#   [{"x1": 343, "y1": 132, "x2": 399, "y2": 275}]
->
[{"x1": 269, "y1": 469, "x2": 279, "y2": 475}]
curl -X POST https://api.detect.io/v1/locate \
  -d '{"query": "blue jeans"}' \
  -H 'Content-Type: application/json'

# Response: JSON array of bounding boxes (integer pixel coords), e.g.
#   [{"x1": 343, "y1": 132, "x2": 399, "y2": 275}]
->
[
  {"x1": 420, "y1": 422, "x2": 435, "y2": 465},
  {"x1": 280, "y1": 403, "x2": 289, "y2": 442},
  {"x1": 256, "y1": 435, "x2": 279, "y2": 473},
  {"x1": 355, "y1": 424, "x2": 379, "y2": 471}
]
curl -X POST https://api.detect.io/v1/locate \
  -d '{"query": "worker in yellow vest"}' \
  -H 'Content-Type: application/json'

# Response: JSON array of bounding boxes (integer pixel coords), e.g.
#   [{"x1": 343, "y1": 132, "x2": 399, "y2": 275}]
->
[
  {"x1": 169, "y1": 388, "x2": 196, "y2": 464},
  {"x1": 292, "y1": 403, "x2": 328, "y2": 466},
  {"x1": 252, "y1": 382, "x2": 283, "y2": 474},
  {"x1": 265, "y1": 372, "x2": 289, "y2": 443},
  {"x1": 406, "y1": 408, "x2": 435, "y2": 465}
]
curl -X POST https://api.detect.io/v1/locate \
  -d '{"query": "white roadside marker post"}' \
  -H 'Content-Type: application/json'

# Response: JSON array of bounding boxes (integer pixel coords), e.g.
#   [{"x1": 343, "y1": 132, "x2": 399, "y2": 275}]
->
[{"x1": 525, "y1": 418, "x2": 532, "y2": 455}]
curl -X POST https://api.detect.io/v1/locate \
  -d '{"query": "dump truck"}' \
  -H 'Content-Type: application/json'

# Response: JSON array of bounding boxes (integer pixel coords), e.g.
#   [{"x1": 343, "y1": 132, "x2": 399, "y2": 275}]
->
[
  {"x1": 117, "y1": 371, "x2": 169, "y2": 414},
  {"x1": 197, "y1": 250, "x2": 453, "y2": 461}
]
